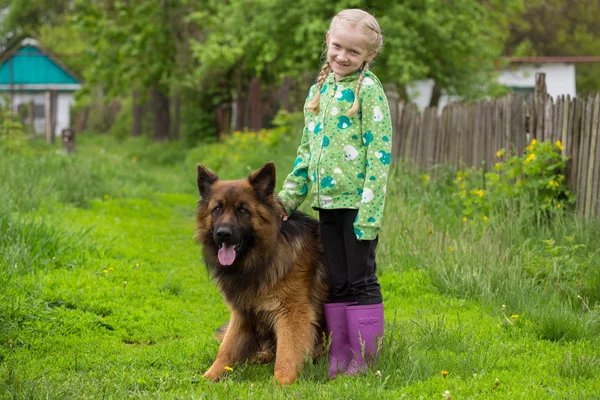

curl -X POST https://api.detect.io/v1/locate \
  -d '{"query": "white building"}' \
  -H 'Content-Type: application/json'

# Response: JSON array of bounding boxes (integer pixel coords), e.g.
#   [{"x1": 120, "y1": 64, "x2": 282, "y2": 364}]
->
[
  {"x1": 0, "y1": 38, "x2": 83, "y2": 139},
  {"x1": 407, "y1": 56, "x2": 600, "y2": 110}
]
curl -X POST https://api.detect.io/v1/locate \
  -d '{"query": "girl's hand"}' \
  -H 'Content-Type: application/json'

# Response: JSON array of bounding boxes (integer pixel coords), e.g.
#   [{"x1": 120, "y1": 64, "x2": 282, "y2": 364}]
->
[{"x1": 276, "y1": 198, "x2": 289, "y2": 222}]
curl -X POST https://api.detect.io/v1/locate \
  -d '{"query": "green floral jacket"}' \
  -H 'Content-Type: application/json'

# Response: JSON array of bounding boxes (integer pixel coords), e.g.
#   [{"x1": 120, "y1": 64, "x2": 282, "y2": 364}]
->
[{"x1": 278, "y1": 69, "x2": 393, "y2": 240}]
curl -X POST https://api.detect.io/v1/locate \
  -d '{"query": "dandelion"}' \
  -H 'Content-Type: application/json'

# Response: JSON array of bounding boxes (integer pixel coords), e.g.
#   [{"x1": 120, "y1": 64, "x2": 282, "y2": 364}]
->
[
  {"x1": 108, "y1": 267, "x2": 114, "y2": 272},
  {"x1": 448, "y1": 247, "x2": 454, "y2": 254},
  {"x1": 501, "y1": 304, "x2": 506, "y2": 313},
  {"x1": 441, "y1": 370, "x2": 449, "y2": 378},
  {"x1": 475, "y1": 189, "x2": 484, "y2": 198},
  {"x1": 427, "y1": 228, "x2": 433, "y2": 234},
  {"x1": 557, "y1": 203, "x2": 561, "y2": 208},
  {"x1": 224, "y1": 366, "x2": 233, "y2": 372},
  {"x1": 511, "y1": 314, "x2": 519, "y2": 319},
  {"x1": 376, "y1": 370, "x2": 382, "y2": 377},
  {"x1": 457, "y1": 176, "x2": 463, "y2": 182},
  {"x1": 548, "y1": 180, "x2": 556, "y2": 187},
  {"x1": 104, "y1": 194, "x2": 110, "y2": 200},
  {"x1": 443, "y1": 390, "x2": 452, "y2": 400},
  {"x1": 483, "y1": 216, "x2": 489, "y2": 222},
  {"x1": 459, "y1": 183, "x2": 466, "y2": 190},
  {"x1": 496, "y1": 150, "x2": 503, "y2": 158},
  {"x1": 462, "y1": 216, "x2": 467, "y2": 223},
  {"x1": 531, "y1": 138, "x2": 538, "y2": 145},
  {"x1": 495, "y1": 162, "x2": 501, "y2": 169},
  {"x1": 103, "y1": 269, "x2": 109, "y2": 274}
]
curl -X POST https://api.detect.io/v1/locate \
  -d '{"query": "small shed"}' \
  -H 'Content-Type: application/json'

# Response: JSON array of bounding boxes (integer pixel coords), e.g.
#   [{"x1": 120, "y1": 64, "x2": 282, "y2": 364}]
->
[{"x1": 0, "y1": 37, "x2": 83, "y2": 141}]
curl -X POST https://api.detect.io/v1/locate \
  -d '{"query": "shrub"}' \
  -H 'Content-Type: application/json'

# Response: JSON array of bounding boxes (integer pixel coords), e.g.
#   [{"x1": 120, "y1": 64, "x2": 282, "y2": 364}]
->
[{"x1": 453, "y1": 139, "x2": 574, "y2": 221}]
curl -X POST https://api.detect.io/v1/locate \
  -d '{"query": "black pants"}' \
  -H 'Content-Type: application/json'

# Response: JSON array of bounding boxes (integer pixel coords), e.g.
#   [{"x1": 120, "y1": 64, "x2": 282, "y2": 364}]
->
[{"x1": 319, "y1": 209, "x2": 382, "y2": 305}]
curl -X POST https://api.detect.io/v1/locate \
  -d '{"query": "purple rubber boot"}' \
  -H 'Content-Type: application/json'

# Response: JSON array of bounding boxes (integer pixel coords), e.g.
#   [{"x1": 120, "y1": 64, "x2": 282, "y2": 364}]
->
[
  {"x1": 345, "y1": 303, "x2": 384, "y2": 375},
  {"x1": 324, "y1": 302, "x2": 357, "y2": 378}
]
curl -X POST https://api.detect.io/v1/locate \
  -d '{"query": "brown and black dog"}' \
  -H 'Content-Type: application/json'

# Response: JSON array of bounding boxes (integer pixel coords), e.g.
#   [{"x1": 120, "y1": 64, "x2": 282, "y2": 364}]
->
[{"x1": 195, "y1": 162, "x2": 329, "y2": 385}]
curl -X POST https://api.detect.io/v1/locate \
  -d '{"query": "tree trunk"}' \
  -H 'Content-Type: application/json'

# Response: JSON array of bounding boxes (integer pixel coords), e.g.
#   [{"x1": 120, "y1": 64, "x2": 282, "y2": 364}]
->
[
  {"x1": 132, "y1": 90, "x2": 142, "y2": 137},
  {"x1": 152, "y1": 83, "x2": 170, "y2": 141},
  {"x1": 233, "y1": 68, "x2": 245, "y2": 132},
  {"x1": 249, "y1": 77, "x2": 261, "y2": 131},
  {"x1": 172, "y1": 93, "x2": 180, "y2": 140},
  {"x1": 429, "y1": 81, "x2": 442, "y2": 108}
]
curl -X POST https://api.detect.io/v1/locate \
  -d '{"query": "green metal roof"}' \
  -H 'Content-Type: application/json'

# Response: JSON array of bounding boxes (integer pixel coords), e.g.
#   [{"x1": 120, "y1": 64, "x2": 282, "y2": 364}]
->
[{"x1": 0, "y1": 44, "x2": 81, "y2": 87}]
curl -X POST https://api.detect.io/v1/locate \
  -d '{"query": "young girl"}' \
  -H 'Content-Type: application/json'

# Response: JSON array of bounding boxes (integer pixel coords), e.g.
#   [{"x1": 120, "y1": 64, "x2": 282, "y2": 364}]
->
[{"x1": 277, "y1": 9, "x2": 392, "y2": 378}]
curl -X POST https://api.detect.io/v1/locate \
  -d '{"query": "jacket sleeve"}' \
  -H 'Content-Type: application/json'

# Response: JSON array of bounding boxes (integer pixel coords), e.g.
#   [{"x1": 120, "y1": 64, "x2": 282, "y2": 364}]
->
[
  {"x1": 277, "y1": 87, "x2": 316, "y2": 216},
  {"x1": 353, "y1": 82, "x2": 393, "y2": 240}
]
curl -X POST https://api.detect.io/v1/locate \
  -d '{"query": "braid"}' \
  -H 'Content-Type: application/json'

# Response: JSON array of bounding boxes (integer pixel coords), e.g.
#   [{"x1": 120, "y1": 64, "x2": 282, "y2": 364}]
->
[
  {"x1": 306, "y1": 62, "x2": 331, "y2": 114},
  {"x1": 345, "y1": 62, "x2": 368, "y2": 116}
]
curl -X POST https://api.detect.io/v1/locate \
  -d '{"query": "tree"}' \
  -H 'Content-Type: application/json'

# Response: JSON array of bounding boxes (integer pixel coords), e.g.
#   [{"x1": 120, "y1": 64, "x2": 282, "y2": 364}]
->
[
  {"x1": 73, "y1": 0, "x2": 178, "y2": 141},
  {"x1": 505, "y1": 0, "x2": 600, "y2": 95}
]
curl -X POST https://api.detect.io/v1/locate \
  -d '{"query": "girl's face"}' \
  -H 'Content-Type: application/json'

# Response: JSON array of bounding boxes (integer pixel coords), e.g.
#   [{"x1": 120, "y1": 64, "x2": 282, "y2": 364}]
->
[{"x1": 326, "y1": 26, "x2": 376, "y2": 81}]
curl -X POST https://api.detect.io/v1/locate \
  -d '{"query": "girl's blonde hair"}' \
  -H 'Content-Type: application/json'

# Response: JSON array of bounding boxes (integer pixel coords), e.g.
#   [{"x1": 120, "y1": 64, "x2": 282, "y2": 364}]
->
[{"x1": 307, "y1": 9, "x2": 383, "y2": 115}]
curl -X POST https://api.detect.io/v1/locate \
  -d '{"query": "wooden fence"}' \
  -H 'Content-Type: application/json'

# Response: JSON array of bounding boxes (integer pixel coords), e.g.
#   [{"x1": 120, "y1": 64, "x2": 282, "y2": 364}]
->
[{"x1": 389, "y1": 73, "x2": 600, "y2": 219}]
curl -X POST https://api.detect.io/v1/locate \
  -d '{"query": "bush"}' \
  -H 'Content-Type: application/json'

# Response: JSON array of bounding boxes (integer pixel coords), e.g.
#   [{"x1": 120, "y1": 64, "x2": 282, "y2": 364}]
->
[{"x1": 452, "y1": 139, "x2": 574, "y2": 221}]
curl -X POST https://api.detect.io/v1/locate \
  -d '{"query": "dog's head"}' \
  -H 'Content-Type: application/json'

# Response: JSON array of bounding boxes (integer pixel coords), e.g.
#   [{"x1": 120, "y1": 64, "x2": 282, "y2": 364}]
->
[{"x1": 195, "y1": 162, "x2": 282, "y2": 268}]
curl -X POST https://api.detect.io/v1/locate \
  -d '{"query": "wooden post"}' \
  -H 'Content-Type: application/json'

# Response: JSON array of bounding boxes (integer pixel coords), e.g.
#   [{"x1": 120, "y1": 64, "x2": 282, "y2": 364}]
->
[{"x1": 45, "y1": 91, "x2": 52, "y2": 143}]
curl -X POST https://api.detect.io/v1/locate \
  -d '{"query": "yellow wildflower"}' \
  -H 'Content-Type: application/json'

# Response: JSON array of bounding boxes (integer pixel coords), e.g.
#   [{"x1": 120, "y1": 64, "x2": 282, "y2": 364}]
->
[
  {"x1": 531, "y1": 138, "x2": 538, "y2": 145},
  {"x1": 441, "y1": 370, "x2": 449, "y2": 378},
  {"x1": 449, "y1": 247, "x2": 454, "y2": 254},
  {"x1": 108, "y1": 267, "x2": 114, "y2": 272},
  {"x1": 557, "y1": 203, "x2": 561, "y2": 208},
  {"x1": 460, "y1": 183, "x2": 466, "y2": 190},
  {"x1": 224, "y1": 366, "x2": 233, "y2": 372},
  {"x1": 511, "y1": 315, "x2": 519, "y2": 319},
  {"x1": 131, "y1": 156, "x2": 137, "y2": 162},
  {"x1": 462, "y1": 217, "x2": 467, "y2": 223},
  {"x1": 555, "y1": 140, "x2": 564, "y2": 151},
  {"x1": 475, "y1": 189, "x2": 484, "y2": 197},
  {"x1": 103, "y1": 269, "x2": 108, "y2": 274},
  {"x1": 525, "y1": 154, "x2": 536, "y2": 163},
  {"x1": 104, "y1": 194, "x2": 110, "y2": 200},
  {"x1": 496, "y1": 150, "x2": 502, "y2": 158},
  {"x1": 427, "y1": 229, "x2": 432, "y2": 235},
  {"x1": 483, "y1": 216, "x2": 489, "y2": 222},
  {"x1": 457, "y1": 176, "x2": 463, "y2": 182}
]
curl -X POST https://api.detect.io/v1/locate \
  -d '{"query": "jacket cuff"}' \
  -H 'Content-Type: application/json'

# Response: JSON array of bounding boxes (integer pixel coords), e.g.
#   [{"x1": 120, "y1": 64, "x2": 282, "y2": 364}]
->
[{"x1": 353, "y1": 226, "x2": 379, "y2": 241}]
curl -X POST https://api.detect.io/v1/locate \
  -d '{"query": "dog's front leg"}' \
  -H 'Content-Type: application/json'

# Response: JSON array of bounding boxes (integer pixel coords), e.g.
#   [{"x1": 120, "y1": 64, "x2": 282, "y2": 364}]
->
[
  {"x1": 272, "y1": 309, "x2": 316, "y2": 385},
  {"x1": 203, "y1": 309, "x2": 255, "y2": 381}
]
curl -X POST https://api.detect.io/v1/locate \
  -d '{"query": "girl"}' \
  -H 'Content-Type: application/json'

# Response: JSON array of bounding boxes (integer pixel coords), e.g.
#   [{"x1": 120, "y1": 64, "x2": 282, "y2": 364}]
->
[{"x1": 278, "y1": 9, "x2": 392, "y2": 378}]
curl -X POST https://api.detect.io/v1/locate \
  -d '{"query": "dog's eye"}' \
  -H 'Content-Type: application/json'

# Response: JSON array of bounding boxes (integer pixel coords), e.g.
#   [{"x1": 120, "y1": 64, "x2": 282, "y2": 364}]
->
[
  {"x1": 212, "y1": 207, "x2": 222, "y2": 214},
  {"x1": 237, "y1": 208, "x2": 247, "y2": 216}
]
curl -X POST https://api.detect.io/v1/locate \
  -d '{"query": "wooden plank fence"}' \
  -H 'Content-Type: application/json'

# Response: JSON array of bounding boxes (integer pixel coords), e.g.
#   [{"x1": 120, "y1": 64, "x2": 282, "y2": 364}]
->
[{"x1": 390, "y1": 73, "x2": 600, "y2": 219}]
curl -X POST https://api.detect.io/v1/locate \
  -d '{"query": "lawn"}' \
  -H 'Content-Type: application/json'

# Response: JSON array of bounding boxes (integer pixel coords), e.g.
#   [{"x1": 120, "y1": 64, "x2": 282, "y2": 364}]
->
[{"x1": 1, "y1": 131, "x2": 599, "y2": 399}]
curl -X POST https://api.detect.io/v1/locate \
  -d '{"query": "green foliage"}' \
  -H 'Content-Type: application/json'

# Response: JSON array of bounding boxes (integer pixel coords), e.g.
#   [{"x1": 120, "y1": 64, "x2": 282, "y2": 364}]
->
[
  {"x1": 453, "y1": 139, "x2": 574, "y2": 221},
  {"x1": 505, "y1": 0, "x2": 600, "y2": 95},
  {"x1": 0, "y1": 98, "x2": 27, "y2": 153}
]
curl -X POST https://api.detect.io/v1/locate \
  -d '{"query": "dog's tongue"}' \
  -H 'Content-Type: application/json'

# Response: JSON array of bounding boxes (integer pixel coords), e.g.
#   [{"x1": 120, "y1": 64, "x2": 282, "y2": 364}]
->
[{"x1": 218, "y1": 244, "x2": 236, "y2": 266}]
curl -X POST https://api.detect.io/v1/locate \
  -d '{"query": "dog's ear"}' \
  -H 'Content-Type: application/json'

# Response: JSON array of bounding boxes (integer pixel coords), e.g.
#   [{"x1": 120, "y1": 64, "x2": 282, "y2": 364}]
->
[
  {"x1": 197, "y1": 164, "x2": 219, "y2": 199},
  {"x1": 248, "y1": 162, "x2": 276, "y2": 199}
]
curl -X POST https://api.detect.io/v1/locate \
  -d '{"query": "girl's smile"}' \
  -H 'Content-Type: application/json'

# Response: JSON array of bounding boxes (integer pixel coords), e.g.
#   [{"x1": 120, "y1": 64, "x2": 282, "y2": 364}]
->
[{"x1": 326, "y1": 27, "x2": 376, "y2": 81}]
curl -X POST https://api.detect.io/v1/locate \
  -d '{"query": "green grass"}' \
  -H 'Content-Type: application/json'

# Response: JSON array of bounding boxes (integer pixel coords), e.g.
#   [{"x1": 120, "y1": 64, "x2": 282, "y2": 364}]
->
[{"x1": 1, "y1": 132, "x2": 600, "y2": 399}]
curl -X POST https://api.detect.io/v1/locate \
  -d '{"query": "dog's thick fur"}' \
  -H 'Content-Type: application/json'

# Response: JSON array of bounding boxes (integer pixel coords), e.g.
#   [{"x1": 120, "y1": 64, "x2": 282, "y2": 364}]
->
[{"x1": 195, "y1": 162, "x2": 329, "y2": 385}]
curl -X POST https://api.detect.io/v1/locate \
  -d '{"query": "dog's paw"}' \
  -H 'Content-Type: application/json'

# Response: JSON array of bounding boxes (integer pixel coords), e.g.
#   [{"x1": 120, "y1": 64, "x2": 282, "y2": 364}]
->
[
  {"x1": 203, "y1": 370, "x2": 222, "y2": 382},
  {"x1": 273, "y1": 371, "x2": 296, "y2": 386}
]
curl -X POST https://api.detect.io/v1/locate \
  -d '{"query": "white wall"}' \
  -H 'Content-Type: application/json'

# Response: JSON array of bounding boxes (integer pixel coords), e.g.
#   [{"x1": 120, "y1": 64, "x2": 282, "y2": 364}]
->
[
  {"x1": 6, "y1": 91, "x2": 75, "y2": 136},
  {"x1": 408, "y1": 63, "x2": 577, "y2": 110},
  {"x1": 498, "y1": 63, "x2": 576, "y2": 99}
]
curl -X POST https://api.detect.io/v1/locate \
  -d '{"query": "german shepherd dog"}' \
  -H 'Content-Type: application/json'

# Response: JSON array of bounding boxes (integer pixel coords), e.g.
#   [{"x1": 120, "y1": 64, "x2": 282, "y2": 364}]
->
[{"x1": 195, "y1": 162, "x2": 329, "y2": 385}]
